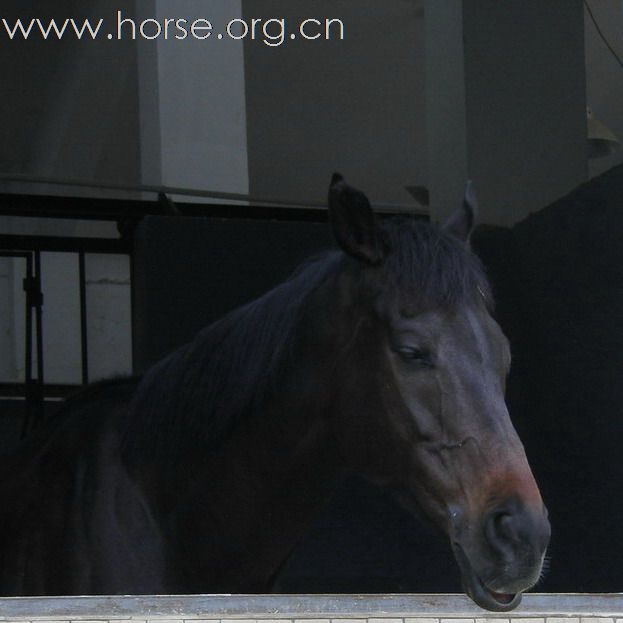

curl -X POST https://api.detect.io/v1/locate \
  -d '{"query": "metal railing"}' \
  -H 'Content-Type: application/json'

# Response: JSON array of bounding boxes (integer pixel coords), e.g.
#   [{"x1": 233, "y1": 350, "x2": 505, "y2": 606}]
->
[{"x1": 0, "y1": 232, "x2": 131, "y2": 436}]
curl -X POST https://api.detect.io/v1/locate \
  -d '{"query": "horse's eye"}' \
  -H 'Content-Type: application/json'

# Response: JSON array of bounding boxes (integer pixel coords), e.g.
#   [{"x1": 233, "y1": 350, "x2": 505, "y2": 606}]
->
[{"x1": 395, "y1": 347, "x2": 433, "y2": 367}]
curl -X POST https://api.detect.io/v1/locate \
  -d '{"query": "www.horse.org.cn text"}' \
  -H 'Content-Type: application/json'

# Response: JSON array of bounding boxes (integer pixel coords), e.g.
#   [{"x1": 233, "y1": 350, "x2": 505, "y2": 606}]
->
[{"x1": 1, "y1": 13, "x2": 346, "y2": 47}]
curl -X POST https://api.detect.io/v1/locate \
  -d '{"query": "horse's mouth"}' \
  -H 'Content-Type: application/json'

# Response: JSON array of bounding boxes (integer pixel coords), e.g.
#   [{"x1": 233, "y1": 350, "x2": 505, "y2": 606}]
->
[{"x1": 451, "y1": 542, "x2": 522, "y2": 612}]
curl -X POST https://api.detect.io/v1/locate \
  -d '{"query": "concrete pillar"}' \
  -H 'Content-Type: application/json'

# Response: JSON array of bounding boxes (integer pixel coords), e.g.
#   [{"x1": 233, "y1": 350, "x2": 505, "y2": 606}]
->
[
  {"x1": 241, "y1": 0, "x2": 426, "y2": 210},
  {"x1": 425, "y1": 0, "x2": 469, "y2": 226},
  {"x1": 584, "y1": 0, "x2": 623, "y2": 179},
  {"x1": 426, "y1": 0, "x2": 587, "y2": 226},
  {"x1": 138, "y1": 0, "x2": 249, "y2": 195}
]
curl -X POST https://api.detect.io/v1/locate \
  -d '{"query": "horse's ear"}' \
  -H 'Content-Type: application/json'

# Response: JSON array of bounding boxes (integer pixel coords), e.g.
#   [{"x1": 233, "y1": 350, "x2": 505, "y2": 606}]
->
[
  {"x1": 443, "y1": 180, "x2": 477, "y2": 244},
  {"x1": 328, "y1": 173, "x2": 384, "y2": 265}
]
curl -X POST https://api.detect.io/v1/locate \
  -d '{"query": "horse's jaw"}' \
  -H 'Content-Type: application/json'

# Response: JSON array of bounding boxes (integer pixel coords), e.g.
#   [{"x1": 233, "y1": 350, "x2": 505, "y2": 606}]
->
[{"x1": 451, "y1": 542, "x2": 522, "y2": 612}]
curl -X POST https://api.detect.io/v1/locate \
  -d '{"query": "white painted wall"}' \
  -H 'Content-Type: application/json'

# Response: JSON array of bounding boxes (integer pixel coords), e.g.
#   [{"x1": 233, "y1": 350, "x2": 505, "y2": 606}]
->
[{"x1": 83, "y1": 253, "x2": 132, "y2": 382}]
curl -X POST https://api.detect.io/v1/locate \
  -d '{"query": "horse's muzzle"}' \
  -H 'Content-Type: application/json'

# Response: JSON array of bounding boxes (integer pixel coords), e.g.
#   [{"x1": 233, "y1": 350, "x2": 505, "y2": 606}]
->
[
  {"x1": 452, "y1": 541, "x2": 523, "y2": 612},
  {"x1": 452, "y1": 500, "x2": 550, "y2": 612}
]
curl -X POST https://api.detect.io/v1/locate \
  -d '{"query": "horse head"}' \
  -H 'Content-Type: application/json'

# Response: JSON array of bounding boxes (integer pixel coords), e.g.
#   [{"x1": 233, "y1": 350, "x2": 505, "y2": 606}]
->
[{"x1": 327, "y1": 174, "x2": 550, "y2": 611}]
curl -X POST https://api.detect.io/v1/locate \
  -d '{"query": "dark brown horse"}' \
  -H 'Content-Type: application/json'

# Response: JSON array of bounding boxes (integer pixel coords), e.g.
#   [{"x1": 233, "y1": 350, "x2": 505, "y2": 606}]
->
[{"x1": 0, "y1": 175, "x2": 550, "y2": 611}]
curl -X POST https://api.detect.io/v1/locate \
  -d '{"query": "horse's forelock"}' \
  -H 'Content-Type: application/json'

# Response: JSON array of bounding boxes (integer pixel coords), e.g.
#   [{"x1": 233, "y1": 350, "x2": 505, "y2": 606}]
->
[{"x1": 381, "y1": 219, "x2": 492, "y2": 312}]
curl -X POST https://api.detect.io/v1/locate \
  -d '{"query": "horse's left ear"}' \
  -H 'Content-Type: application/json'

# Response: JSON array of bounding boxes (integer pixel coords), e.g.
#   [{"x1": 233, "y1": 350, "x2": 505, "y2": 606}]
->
[
  {"x1": 443, "y1": 181, "x2": 477, "y2": 244},
  {"x1": 328, "y1": 173, "x2": 384, "y2": 265}
]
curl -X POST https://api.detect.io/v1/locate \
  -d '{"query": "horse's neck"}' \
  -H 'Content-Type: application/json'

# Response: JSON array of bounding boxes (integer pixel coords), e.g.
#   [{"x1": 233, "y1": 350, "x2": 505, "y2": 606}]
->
[
  {"x1": 164, "y1": 279, "x2": 351, "y2": 590},
  {"x1": 164, "y1": 376, "x2": 341, "y2": 590}
]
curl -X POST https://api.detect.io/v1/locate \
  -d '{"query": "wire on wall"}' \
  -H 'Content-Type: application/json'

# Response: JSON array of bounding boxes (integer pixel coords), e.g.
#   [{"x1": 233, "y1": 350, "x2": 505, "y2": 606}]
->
[{"x1": 584, "y1": 0, "x2": 623, "y2": 70}]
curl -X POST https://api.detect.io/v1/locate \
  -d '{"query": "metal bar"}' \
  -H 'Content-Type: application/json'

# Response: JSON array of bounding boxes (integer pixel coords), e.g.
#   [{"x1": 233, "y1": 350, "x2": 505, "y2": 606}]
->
[
  {"x1": 0, "y1": 233, "x2": 131, "y2": 254},
  {"x1": 1, "y1": 593, "x2": 623, "y2": 620},
  {"x1": 0, "y1": 251, "x2": 31, "y2": 258},
  {"x1": 0, "y1": 192, "x2": 328, "y2": 223},
  {"x1": 0, "y1": 382, "x2": 81, "y2": 399},
  {"x1": 34, "y1": 251, "x2": 44, "y2": 411},
  {"x1": 0, "y1": 192, "x2": 426, "y2": 223},
  {"x1": 78, "y1": 252, "x2": 89, "y2": 385},
  {"x1": 20, "y1": 253, "x2": 34, "y2": 439},
  {"x1": 1, "y1": 243, "x2": 132, "y2": 417},
  {"x1": 0, "y1": 173, "x2": 422, "y2": 214}
]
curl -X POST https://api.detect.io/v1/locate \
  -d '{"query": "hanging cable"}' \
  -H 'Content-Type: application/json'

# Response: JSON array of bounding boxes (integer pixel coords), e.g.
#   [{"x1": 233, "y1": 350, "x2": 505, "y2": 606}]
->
[{"x1": 584, "y1": 0, "x2": 623, "y2": 70}]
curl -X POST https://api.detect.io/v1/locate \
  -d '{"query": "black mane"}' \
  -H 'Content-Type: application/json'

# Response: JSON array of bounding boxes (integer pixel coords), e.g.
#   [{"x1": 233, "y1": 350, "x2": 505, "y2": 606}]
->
[
  {"x1": 121, "y1": 251, "x2": 345, "y2": 460},
  {"x1": 121, "y1": 217, "x2": 491, "y2": 459}
]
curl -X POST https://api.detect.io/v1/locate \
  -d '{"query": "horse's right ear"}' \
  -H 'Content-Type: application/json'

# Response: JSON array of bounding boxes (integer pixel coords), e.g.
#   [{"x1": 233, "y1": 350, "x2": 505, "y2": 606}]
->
[
  {"x1": 328, "y1": 173, "x2": 384, "y2": 265},
  {"x1": 443, "y1": 180, "x2": 477, "y2": 244}
]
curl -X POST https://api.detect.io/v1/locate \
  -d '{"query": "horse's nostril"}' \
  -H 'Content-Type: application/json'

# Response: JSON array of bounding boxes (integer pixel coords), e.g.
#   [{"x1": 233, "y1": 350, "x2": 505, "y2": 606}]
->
[
  {"x1": 494, "y1": 512, "x2": 517, "y2": 542},
  {"x1": 485, "y1": 501, "x2": 551, "y2": 561},
  {"x1": 485, "y1": 509, "x2": 519, "y2": 552}
]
